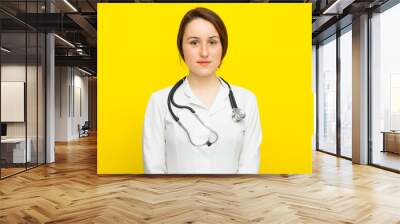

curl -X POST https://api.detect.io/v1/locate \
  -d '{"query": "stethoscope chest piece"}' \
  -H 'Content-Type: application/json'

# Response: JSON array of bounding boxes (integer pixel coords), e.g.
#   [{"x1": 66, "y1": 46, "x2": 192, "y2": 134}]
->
[
  {"x1": 232, "y1": 108, "x2": 246, "y2": 122},
  {"x1": 206, "y1": 131, "x2": 218, "y2": 146}
]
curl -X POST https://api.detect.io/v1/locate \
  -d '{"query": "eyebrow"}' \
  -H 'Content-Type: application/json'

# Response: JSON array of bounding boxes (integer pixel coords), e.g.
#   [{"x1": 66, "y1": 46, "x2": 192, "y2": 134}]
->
[{"x1": 186, "y1": 36, "x2": 219, "y2": 40}]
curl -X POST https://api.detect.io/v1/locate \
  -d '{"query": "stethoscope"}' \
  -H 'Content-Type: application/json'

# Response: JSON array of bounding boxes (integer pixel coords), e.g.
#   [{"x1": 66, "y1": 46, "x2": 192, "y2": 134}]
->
[{"x1": 167, "y1": 76, "x2": 246, "y2": 147}]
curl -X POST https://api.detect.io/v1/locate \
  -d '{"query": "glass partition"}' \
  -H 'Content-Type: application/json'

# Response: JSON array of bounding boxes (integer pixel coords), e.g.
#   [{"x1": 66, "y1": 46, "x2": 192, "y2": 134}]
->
[
  {"x1": 371, "y1": 3, "x2": 400, "y2": 171},
  {"x1": 38, "y1": 32, "x2": 45, "y2": 165},
  {"x1": 0, "y1": 1, "x2": 46, "y2": 179},
  {"x1": 317, "y1": 35, "x2": 337, "y2": 154},
  {"x1": 339, "y1": 27, "x2": 352, "y2": 158},
  {"x1": 27, "y1": 30, "x2": 38, "y2": 169},
  {"x1": 1, "y1": 30, "x2": 28, "y2": 177}
]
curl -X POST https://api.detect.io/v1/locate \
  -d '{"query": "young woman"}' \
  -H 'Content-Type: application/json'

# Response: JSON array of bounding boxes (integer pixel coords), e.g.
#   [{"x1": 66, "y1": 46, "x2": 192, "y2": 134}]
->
[{"x1": 142, "y1": 7, "x2": 262, "y2": 174}]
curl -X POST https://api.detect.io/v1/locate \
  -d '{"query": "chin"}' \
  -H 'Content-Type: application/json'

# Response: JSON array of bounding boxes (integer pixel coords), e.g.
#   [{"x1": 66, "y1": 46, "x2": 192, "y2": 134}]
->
[{"x1": 191, "y1": 68, "x2": 217, "y2": 77}]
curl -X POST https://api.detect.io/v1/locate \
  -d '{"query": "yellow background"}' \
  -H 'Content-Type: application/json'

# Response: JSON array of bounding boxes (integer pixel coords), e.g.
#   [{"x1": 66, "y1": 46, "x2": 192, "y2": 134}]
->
[{"x1": 98, "y1": 3, "x2": 312, "y2": 174}]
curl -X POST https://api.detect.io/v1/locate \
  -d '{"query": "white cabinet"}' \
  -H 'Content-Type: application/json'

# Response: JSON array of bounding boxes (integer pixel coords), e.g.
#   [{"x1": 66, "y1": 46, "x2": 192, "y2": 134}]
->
[{"x1": 1, "y1": 138, "x2": 32, "y2": 163}]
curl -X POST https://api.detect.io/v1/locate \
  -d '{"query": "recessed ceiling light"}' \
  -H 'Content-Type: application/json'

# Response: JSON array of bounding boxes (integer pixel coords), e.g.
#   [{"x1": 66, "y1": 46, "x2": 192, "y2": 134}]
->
[
  {"x1": 1, "y1": 47, "x2": 11, "y2": 53},
  {"x1": 54, "y1": 34, "x2": 75, "y2": 48},
  {"x1": 63, "y1": 0, "x2": 78, "y2": 12},
  {"x1": 322, "y1": 0, "x2": 355, "y2": 15},
  {"x1": 77, "y1": 67, "x2": 93, "y2": 76}
]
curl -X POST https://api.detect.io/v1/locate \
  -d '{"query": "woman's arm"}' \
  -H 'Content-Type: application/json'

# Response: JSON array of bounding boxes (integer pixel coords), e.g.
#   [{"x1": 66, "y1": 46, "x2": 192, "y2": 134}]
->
[
  {"x1": 237, "y1": 93, "x2": 262, "y2": 174},
  {"x1": 142, "y1": 93, "x2": 167, "y2": 174}
]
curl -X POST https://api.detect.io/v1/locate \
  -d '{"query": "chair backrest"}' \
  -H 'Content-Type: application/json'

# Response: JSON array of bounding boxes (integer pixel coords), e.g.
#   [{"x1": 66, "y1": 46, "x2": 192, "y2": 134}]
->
[{"x1": 82, "y1": 121, "x2": 90, "y2": 129}]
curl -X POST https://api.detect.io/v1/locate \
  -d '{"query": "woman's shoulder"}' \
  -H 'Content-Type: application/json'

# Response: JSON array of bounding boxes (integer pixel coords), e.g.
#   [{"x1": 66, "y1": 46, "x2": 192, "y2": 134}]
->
[
  {"x1": 230, "y1": 84, "x2": 257, "y2": 101},
  {"x1": 229, "y1": 85, "x2": 259, "y2": 113},
  {"x1": 149, "y1": 86, "x2": 173, "y2": 102},
  {"x1": 145, "y1": 86, "x2": 173, "y2": 115}
]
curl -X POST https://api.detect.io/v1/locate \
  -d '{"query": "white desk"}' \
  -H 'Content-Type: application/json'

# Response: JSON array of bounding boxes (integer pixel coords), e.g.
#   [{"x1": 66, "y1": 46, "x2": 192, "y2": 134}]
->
[{"x1": 1, "y1": 138, "x2": 31, "y2": 163}]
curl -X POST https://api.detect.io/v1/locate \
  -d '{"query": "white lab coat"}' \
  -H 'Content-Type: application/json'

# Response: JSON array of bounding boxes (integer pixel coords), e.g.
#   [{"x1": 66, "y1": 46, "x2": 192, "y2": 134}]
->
[{"x1": 142, "y1": 78, "x2": 262, "y2": 174}]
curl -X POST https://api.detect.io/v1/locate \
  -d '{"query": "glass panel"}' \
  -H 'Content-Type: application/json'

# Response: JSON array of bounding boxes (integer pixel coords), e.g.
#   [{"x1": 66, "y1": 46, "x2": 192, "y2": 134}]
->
[
  {"x1": 312, "y1": 45, "x2": 316, "y2": 151},
  {"x1": 27, "y1": 30, "x2": 38, "y2": 169},
  {"x1": 318, "y1": 36, "x2": 337, "y2": 154},
  {"x1": 340, "y1": 28, "x2": 352, "y2": 158},
  {"x1": 1, "y1": 31, "x2": 27, "y2": 177},
  {"x1": 0, "y1": 1, "x2": 46, "y2": 178},
  {"x1": 371, "y1": 4, "x2": 400, "y2": 171},
  {"x1": 38, "y1": 32, "x2": 45, "y2": 165}
]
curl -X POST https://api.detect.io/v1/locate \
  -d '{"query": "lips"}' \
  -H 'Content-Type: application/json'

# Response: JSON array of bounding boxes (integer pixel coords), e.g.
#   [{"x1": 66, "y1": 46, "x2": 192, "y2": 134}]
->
[{"x1": 197, "y1": 61, "x2": 211, "y2": 66}]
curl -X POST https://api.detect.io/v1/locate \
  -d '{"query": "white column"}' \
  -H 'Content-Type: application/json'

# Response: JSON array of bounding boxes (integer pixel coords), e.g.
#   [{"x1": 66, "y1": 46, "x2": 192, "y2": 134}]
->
[
  {"x1": 352, "y1": 14, "x2": 369, "y2": 164},
  {"x1": 46, "y1": 32, "x2": 55, "y2": 163}
]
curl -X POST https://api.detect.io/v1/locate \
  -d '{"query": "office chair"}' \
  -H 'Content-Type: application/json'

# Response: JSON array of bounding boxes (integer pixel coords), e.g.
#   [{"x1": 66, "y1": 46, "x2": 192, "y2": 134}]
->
[{"x1": 79, "y1": 121, "x2": 90, "y2": 138}]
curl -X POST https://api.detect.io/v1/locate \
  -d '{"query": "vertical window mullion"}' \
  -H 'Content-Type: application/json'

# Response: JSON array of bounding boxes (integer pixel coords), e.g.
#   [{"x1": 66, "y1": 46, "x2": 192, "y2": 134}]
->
[
  {"x1": 316, "y1": 45, "x2": 320, "y2": 150},
  {"x1": 337, "y1": 29, "x2": 341, "y2": 157},
  {"x1": 25, "y1": 0, "x2": 28, "y2": 171}
]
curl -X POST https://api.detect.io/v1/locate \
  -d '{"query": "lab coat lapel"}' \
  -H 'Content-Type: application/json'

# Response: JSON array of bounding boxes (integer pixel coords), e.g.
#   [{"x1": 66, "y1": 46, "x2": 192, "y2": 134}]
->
[
  {"x1": 180, "y1": 77, "x2": 230, "y2": 113},
  {"x1": 182, "y1": 78, "x2": 204, "y2": 108},
  {"x1": 209, "y1": 78, "x2": 230, "y2": 115}
]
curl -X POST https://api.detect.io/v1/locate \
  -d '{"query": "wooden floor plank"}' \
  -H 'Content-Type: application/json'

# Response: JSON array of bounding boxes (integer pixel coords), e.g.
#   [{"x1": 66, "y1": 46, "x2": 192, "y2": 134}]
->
[{"x1": 1, "y1": 134, "x2": 400, "y2": 223}]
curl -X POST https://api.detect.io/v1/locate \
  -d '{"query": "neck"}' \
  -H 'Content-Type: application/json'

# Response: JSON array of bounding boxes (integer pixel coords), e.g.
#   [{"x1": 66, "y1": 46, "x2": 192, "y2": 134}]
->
[{"x1": 187, "y1": 73, "x2": 219, "y2": 91}]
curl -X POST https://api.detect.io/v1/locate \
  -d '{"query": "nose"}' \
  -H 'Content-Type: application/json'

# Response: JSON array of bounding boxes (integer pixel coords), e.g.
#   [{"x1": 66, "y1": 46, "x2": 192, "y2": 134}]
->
[{"x1": 200, "y1": 43, "x2": 209, "y2": 58}]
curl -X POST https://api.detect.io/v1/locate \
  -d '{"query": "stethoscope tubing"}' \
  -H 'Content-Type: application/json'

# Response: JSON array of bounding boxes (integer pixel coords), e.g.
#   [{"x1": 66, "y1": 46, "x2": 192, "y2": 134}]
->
[{"x1": 167, "y1": 76, "x2": 244, "y2": 147}]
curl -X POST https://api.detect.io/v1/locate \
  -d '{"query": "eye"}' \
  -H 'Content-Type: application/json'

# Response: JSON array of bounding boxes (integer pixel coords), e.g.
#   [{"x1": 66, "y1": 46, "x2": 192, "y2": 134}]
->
[
  {"x1": 209, "y1": 39, "x2": 219, "y2": 45},
  {"x1": 189, "y1": 40, "x2": 199, "y2": 46}
]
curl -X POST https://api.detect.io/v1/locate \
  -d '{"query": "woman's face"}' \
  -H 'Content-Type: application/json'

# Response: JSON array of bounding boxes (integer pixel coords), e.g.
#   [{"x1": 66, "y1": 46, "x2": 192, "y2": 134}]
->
[{"x1": 182, "y1": 18, "x2": 222, "y2": 77}]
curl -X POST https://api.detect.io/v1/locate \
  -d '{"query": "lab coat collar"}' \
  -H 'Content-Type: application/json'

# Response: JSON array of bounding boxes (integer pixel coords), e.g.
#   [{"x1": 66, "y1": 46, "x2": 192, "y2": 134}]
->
[{"x1": 182, "y1": 76, "x2": 230, "y2": 112}]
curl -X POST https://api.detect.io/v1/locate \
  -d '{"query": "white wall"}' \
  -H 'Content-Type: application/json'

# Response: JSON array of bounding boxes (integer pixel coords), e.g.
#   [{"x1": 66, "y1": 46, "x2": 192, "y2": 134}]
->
[
  {"x1": 55, "y1": 67, "x2": 89, "y2": 141},
  {"x1": 73, "y1": 72, "x2": 89, "y2": 137},
  {"x1": 55, "y1": 66, "x2": 69, "y2": 141}
]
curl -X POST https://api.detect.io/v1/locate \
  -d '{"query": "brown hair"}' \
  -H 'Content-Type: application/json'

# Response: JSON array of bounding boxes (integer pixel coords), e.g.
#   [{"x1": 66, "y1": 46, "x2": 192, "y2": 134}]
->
[{"x1": 177, "y1": 7, "x2": 228, "y2": 62}]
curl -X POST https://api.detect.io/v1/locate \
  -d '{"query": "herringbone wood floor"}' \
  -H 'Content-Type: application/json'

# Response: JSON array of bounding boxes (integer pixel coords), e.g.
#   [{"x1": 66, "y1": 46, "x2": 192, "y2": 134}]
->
[{"x1": 1, "y1": 134, "x2": 400, "y2": 224}]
